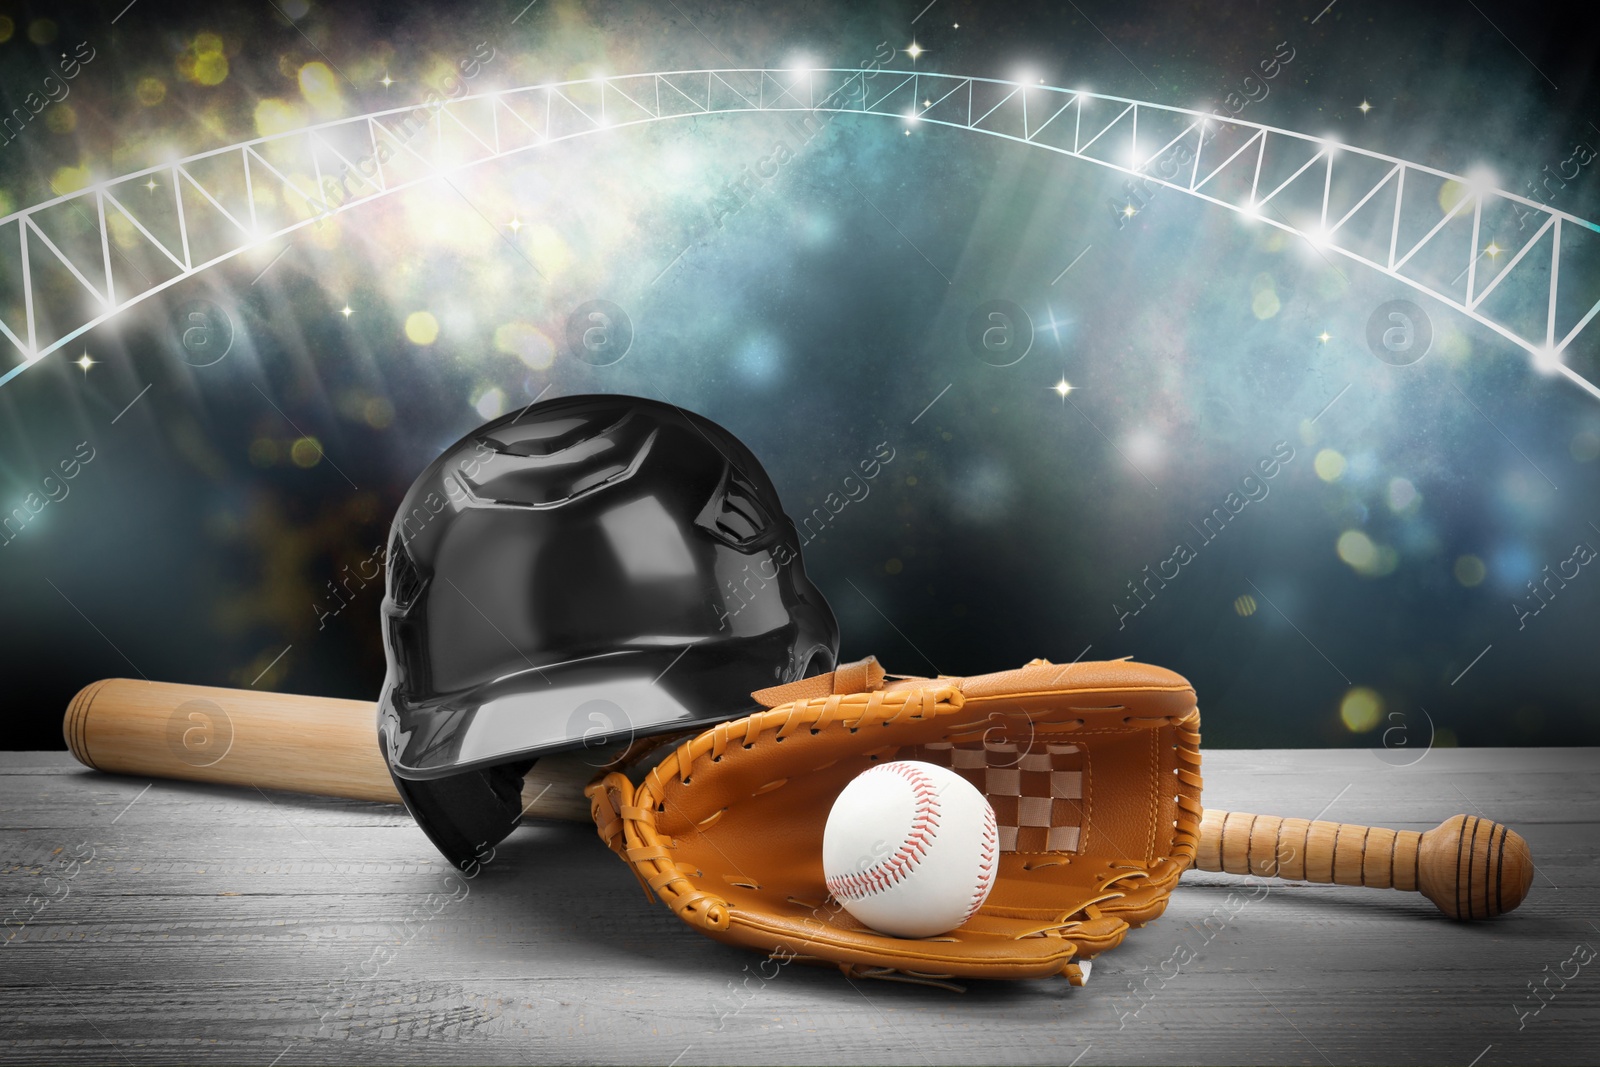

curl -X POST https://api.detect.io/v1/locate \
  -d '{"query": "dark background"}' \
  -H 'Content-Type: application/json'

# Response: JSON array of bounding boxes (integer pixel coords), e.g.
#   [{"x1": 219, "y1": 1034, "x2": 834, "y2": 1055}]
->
[{"x1": 1, "y1": 0, "x2": 1598, "y2": 751}]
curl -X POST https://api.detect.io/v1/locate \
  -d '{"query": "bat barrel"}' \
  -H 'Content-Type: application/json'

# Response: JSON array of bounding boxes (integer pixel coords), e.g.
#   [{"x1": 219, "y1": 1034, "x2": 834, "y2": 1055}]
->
[
  {"x1": 1196, "y1": 809, "x2": 1533, "y2": 918},
  {"x1": 64, "y1": 678, "x2": 595, "y2": 821},
  {"x1": 65, "y1": 677, "x2": 404, "y2": 803}
]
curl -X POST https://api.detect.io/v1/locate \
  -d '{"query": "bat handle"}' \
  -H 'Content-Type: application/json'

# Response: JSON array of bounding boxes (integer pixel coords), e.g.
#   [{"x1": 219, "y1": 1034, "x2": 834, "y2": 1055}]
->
[{"x1": 1194, "y1": 809, "x2": 1534, "y2": 919}]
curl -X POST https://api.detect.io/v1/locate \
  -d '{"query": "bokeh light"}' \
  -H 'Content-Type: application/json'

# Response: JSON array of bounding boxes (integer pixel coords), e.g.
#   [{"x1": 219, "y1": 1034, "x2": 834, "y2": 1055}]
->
[
  {"x1": 1337, "y1": 531, "x2": 1399, "y2": 576},
  {"x1": 136, "y1": 78, "x2": 168, "y2": 107},
  {"x1": 289, "y1": 437, "x2": 323, "y2": 468},
  {"x1": 494, "y1": 322, "x2": 556, "y2": 369},
  {"x1": 177, "y1": 33, "x2": 230, "y2": 87},
  {"x1": 1453, "y1": 555, "x2": 1487, "y2": 587},
  {"x1": 1250, "y1": 274, "x2": 1280, "y2": 319},
  {"x1": 298, "y1": 62, "x2": 344, "y2": 112},
  {"x1": 404, "y1": 311, "x2": 440, "y2": 345},
  {"x1": 254, "y1": 98, "x2": 306, "y2": 136},
  {"x1": 1386, "y1": 477, "x2": 1418, "y2": 513},
  {"x1": 1337, "y1": 529, "x2": 1376, "y2": 569},
  {"x1": 474, "y1": 387, "x2": 507, "y2": 420},
  {"x1": 1314, "y1": 449, "x2": 1346, "y2": 482},
  {"x1": 1340, "y1": 687, "x2": 1383, "y2": 732}
]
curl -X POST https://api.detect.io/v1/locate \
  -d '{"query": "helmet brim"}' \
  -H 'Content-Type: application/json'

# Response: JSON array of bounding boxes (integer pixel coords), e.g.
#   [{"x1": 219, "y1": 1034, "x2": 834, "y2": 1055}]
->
[{"x1": 382, "y1": 645, "x2": 785, "y2": 781}]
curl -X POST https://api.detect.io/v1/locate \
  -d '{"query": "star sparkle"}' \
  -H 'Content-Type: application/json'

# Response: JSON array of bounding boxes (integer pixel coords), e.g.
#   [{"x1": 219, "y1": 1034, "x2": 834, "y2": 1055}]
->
[
  {"x1": 1052, "y1": 378, "x2": 1074, "y2": 398},
  {"x1": 1358, "y1": 100, "x2": 1372, "y2": 115},
  {"x1": 75, "y1": 352, "x2": 95, "y2": 373},
  {"x1": 905, "y1": 41, "x2": 924, "y2": 60},
  {"x1": 339, "y1": 305, "x2": 354, "y2": 319}
]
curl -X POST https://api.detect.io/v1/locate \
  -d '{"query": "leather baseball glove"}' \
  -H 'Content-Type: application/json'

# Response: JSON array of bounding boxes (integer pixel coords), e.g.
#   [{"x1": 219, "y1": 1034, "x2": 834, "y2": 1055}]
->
[{"x1": 585, "y1": 656, "x2": 1202, "y2": 984}]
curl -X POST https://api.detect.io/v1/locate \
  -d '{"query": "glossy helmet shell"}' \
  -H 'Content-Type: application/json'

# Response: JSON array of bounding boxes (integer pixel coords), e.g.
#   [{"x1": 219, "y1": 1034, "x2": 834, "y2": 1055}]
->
[{"x1": 377, "y1": 395, "x2": 839, "y2": 868}]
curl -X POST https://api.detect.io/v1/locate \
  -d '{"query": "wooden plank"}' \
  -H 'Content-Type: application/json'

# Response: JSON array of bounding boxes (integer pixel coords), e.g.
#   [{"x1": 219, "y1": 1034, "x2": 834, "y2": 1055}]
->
[{"x1": 3, "y1": 750, "x2": 1596, "y2": 1065}]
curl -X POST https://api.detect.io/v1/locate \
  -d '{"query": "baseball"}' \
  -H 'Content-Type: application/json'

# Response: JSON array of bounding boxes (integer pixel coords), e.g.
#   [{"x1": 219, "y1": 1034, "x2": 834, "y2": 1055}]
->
[{"x1": 822, "y1": 760, "x2": 999, "y2": 938}]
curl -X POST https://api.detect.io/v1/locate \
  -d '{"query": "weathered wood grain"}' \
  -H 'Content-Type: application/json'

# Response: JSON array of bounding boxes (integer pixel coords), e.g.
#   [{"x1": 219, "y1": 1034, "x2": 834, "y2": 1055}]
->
[{"x1": 2, "y1": 750, "x2": 1596, "y2": 1065}]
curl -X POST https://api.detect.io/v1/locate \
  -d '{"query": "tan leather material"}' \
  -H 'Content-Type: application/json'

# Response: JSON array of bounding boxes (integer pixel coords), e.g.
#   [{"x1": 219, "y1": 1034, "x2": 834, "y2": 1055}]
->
[
  {"x1": 587, "y1": 657, "x2": 1202, "y2": 982},
  {"x1": 751, "y1": 655, "x2": 886, "y2": 708}
]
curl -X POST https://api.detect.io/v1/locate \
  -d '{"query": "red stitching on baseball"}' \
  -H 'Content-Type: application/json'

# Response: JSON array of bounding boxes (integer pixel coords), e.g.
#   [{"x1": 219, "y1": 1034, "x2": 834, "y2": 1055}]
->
[
  {"x1": 826, "y1": 763, "x2": 942, "y2": 901},
  {"x1": 963, "y1": 801, "x2": 999, "y2": 923}
]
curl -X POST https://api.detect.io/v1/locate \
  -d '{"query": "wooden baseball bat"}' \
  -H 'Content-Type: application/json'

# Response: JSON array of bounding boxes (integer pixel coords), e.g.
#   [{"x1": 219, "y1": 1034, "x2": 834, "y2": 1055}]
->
[
  {"x1": 65, "y1": 678, "x2": 1534, "y2": 917},
  {"x1": 1193, "y1": 808, "x2": 1533, "y2": 920},
  {"x1": 63, "y1": 677, "x2": 594, "y2": 821}
]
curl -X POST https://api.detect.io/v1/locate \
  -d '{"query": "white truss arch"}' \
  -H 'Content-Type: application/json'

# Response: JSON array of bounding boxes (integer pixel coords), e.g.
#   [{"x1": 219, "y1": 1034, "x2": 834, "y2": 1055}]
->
[{"x1": 1, "y1": 68, "x2": 1596, "y2": 400}]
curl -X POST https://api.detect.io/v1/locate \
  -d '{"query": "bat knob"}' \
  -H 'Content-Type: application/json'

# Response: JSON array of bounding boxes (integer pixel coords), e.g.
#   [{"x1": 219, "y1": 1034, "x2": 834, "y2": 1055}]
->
[{"x1": 1417, "y1": 814, "x2": 1534, "y2": 919}]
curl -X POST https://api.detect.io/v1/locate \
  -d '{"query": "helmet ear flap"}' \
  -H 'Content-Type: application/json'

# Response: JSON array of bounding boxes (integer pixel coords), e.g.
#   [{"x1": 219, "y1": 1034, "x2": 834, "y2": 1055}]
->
[
  {"x1": 799, "y1": 644, "x2": 836, "y2": 679},
  {"x1": 386, "y1": 760, "x2": 531, "y2": 871}
]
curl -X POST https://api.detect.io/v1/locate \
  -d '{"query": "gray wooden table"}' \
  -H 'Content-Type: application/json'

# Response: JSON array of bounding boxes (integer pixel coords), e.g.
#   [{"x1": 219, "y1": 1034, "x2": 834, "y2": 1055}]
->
[{"x1": 2, "y1": 748, "x2": 1595, "y2": 1065}]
